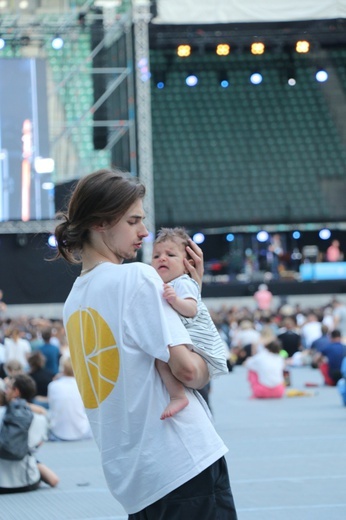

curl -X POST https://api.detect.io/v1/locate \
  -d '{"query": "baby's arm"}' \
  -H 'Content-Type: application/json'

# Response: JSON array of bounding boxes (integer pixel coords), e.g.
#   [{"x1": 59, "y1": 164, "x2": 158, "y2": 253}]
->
[{"x1": 163, "y1": 283, "x2": 197, "y2": 318}]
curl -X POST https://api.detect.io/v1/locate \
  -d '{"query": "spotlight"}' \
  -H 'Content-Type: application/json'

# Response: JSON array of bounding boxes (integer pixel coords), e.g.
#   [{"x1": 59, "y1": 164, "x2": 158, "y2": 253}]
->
[
  {"x1": 292, "y1": 231, "x2": 301, "y2": 239},
  {"x1": 257, "y1": 231, "x2": 269, "y2": 242},
  {"x1": 218, "y1": 70, "x2": 229, "y2": 88},
  {"x1": 216, "y1": 44, "x2": 230, "y2": 56},
  {"x1": 153, "y1": 71, "x2": 166, "y2": 89},
  {"x1": 193, "y1": 232, "x2": 205, "y2": 244},
  {"x1": 0, "y1": 37, "x2": 5, "y2": 50},
  {"x1": 186, "y1": 74, "x2": 198, "y2": 87},
  {"x1": 251, "y1": 42, "x2": 265, "y2": 55},
  {"x1": 315, "y1": 69, "x2": 328, "y2": 83},
  {"x1": 250, "y1": 72, "x2": 263, "y2": 85},
  {"x1": 47, "y1": 234, "x2": 58, "y2": 248},
  {"x1": 296, "y1": 40, "x2": 310, "y2": 53},
  {"x1": 51, "y1": 35, "x2": 64, "y2": 50},
  {"x1": 177, "y1": 44, "x2": 191, "y2": 58},
  {"x1": 226, "y1": 233, "x2": 235, "y2": 242},
  {"x1": 319, "y1": 228, "x2": 331, "y2": 240},
  {"x1": 137, "y1": 57, "x2": 151, "y2": 82},
  {"x1": 288, "y1": 77, "x2": 296, "y2": 86}
]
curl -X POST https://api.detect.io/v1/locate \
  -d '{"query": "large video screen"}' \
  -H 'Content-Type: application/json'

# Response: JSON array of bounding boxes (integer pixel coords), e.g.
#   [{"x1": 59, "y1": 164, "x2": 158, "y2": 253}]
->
[{"x1": 0, "y1": 58, "x2": 54, "y2": 221}]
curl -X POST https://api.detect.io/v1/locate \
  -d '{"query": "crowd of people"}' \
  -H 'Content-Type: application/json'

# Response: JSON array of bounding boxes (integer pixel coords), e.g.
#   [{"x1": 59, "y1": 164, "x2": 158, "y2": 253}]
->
[
  {"x1": 0, "y1": 315, "x2": 93, "y2": 493},
  {"x1": 1, "y1": 291, "x2": 346, "y2": 495},
  {"x1": 1, "y1": 170, "x2": 346, "y2": 518},
  {"x1": 209, "y1": 295, "x2": 346, "y2": 403}
]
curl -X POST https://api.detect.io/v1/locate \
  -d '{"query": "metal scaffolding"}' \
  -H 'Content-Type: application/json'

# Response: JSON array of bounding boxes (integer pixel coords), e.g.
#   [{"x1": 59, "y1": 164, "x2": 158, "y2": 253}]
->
[{"x1": 132, "y1": 0, "x2": 155, "y2": 263}]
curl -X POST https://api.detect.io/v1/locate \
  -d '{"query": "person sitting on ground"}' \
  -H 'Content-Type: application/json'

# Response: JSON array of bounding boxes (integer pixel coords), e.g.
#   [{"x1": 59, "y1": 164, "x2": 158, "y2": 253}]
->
[
  {"x1": 277, "y1": 316, "x2": 302, "y2": 359},
  {"x1": 151, "y1": 227, "x2": 228, "y2": 419},
  {"x1": 312, "y1": 329, "x2": 346, "y2": 386},
  {"x1": 28, "y1": 351, "x2": 54, "y2": 408},
  {"x1": 336, "y1": 357, "x2": 346, "y2": 406},
  {"x1": 2, "y1": 359, "x2": 24, "y2": 380},
  {"x1": 0, "y1": 374, "x2": 59, "y2": 493},
  {"x1": 39, "y1": 327, "x2": 60, "y2": 376},
  {"x1": 245, "y1": 338, "x2": 286, "y2": 399},
  {"x1": 47, "y1": 357, "x2": 92, "y2": 441}
]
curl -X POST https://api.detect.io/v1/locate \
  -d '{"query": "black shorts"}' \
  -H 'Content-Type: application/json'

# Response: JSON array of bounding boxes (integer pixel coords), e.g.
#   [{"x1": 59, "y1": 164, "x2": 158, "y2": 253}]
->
[
  {"x1": 128, "y1": 456, "x2": 237, "y2": 520},
  {"x1": 0, "y1": 479, "x2": 40, "y2": 494}
]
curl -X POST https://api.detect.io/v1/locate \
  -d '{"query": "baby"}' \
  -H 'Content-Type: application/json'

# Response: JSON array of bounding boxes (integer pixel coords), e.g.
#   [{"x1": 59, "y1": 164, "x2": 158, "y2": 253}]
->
[{"x1": 152, "y1": 227, "x2": 228, "y2": 419}]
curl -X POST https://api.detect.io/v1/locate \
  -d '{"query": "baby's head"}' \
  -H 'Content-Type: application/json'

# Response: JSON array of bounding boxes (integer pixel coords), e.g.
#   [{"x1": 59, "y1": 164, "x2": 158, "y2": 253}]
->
[{"x1": 152, "y1": 227, "x2": 192, "y2": 283}]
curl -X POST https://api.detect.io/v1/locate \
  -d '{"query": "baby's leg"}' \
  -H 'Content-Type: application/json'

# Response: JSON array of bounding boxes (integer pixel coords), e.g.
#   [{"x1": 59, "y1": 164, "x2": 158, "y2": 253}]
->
[{"x1": 155, "y1": 359, "x2": 189, "y2": 419}]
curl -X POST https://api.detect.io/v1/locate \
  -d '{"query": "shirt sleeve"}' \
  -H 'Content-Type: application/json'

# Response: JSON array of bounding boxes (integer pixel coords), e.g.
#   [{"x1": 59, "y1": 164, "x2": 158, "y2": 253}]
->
[
  {"x1": 171, "y1": 275, "x2": 199, "y2": 302},
  {"x1": 124, "y1": 270, "x2": 193, "y2": 362}
]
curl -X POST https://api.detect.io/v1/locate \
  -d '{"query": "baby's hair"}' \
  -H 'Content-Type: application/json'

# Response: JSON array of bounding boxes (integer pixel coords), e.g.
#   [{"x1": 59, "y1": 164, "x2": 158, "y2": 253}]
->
[
  {"x1": 155, "y1": 227, "x2": 191, "y2": 249},
  {"x1": 154, "y1": 227, "x2": 194, "y2": 264}
]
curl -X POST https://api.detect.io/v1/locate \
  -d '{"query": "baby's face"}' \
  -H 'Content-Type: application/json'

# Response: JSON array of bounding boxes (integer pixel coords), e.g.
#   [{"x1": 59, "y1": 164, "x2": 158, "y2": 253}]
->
[{"x1": 152, "y1": 239, "x2": 187, "y2": 283}]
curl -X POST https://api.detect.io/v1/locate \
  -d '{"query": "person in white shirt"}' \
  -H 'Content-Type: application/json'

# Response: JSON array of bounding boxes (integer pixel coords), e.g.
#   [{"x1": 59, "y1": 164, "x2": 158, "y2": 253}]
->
[
  {"x1": 53, "y1": 169, "x2": 238, "y2": 519},
  {"x1": 4, "y1": 327, "x2": 31, "y2": 371},
  {"x1": 245, "y1": 339, "x2": 285, "y2": 399},
  {"x1": 48, "y1": 357, "x2": 92, "y2": 441}
]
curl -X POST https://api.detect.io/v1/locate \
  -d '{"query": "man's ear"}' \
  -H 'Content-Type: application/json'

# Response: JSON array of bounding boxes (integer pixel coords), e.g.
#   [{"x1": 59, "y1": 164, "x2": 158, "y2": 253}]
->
[{"x1": 92, "y1": 222, "x2": 107, "y2": 232}]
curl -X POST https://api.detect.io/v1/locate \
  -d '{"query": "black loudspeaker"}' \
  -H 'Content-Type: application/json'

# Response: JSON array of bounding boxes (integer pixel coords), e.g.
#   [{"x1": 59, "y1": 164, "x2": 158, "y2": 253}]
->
[
  {"x1": 91, "y1": 16, "x2": 108, "y2": 150},
  {"x1": 54, "y1": 179, "x2": 78, "y2": 214}
]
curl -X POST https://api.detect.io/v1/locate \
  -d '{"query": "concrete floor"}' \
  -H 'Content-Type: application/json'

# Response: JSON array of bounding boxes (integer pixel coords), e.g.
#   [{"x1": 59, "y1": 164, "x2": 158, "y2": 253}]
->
[{"x1": 1, "y1": 365, "x2": 345, "y2": 520}]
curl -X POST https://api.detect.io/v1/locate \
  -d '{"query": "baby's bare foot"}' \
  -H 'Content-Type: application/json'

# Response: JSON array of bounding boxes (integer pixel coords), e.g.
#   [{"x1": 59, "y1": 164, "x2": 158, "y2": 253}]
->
[{"x1": 160, "y1": 395, "x2": 189, "y2": 420}]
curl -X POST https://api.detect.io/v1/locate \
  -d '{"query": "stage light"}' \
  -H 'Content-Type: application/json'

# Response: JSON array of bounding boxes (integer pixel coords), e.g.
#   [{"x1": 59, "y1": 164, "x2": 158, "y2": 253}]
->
[
  {"x1": 52, "y1": 35, "x2": 64, "y2": 50},
  {"x1": 0, "y1": 37, "x2": 5, "y2": 50},
  {"x1": 137, "y1": 57, "x2": 151, "y2": 82},
  {"x1": 288, "y1": 77, "x2": 296, "y2": 86},
  {"x1": 296, "y1": 40, "x2": 310, "y2": 53},
  {"x1": 250, "y1": 72, "x2": 263, "y2": 85},
  {"x1": 218, "y1": 70, "x2": 229, "y2": 88},
  {"x1": 153, "y1": 71, "x2": 166, "y2": 89},
  {"x1": 251, "y1": 42, "x2": 265, "y2": 55},
  {"x1": 47, "y1": 234, "x2": 58, "y2": 248},
  {"x1": 292, "y1": 231, "x2": 301, "y2": 239},
  {"x1": 186, "y1": 74, "x2": 198, "y2": 87},
  {"x1": 193, "y1": 232, "x2": 205, "y2": 244},
  {"x1": 315, "y1": 69, "x2": 328, "y2": 83},
  {"x1": 177, "y1": 45, "x2": 191, "y2": 58},
  {"x1": 42, "y1": 182, "x2": 55, "y2": 190},
  {"x1": 319, "y1": 228, "x2": 331, "y2": 240},
  {"x1": 216, "y1": 44, "x2": 230, "y2": 56},
  {"x1": 226, "y1": 233, "x2": 235, "y2": 242},
  {"x1": 257, "y1": 231, "x2": 269, "y2": 242}
]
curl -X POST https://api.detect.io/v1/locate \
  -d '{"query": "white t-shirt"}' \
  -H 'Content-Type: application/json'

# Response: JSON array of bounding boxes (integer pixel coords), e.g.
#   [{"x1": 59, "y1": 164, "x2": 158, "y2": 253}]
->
[
  {"x1": 63, "y1": 262, "x2": 227, "y2": 514},
  {"x1": 4, "y1": 337, "x2": 31, "y2": 370},
  {"x1": 48, "y1": 376, "x2": 92, "y2": 441},
  {"x1": 246, "y1": 349, "x2": 285, "y2": 387}
]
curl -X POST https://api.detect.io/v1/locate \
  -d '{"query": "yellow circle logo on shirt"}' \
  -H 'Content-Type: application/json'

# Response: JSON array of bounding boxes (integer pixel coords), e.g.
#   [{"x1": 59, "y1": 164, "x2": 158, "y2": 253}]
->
[{"x1": 66, "y1": 308, "x2": 120, "y2": 409}]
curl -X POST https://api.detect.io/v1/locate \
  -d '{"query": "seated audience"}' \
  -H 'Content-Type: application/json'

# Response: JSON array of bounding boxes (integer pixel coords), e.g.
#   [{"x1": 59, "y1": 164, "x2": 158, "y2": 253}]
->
[
  {"x1": 313, "y1": 330, "x2": 346, "y2": 386},
  {"x1": 4, "y1": 326, "x2": 31, "y2": 372},
  {"x1": 39, "y1": 327, "x2": 60, "y2": 376},
  {"x1": 245, "y1": 339, "x2": 286, "y2": 399},
  {"x1": 336, "y1": 357, "x2": 346, "y2": 406},
  {"x1": 48, "y1": 357, "x2": 92, "y2": 441},
  {"x1": 28, "y1": 351, "x2": 54, "y2": 407},
  {"x1": 0, "y1": 374, "x2": 59, "y2": 493}
]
